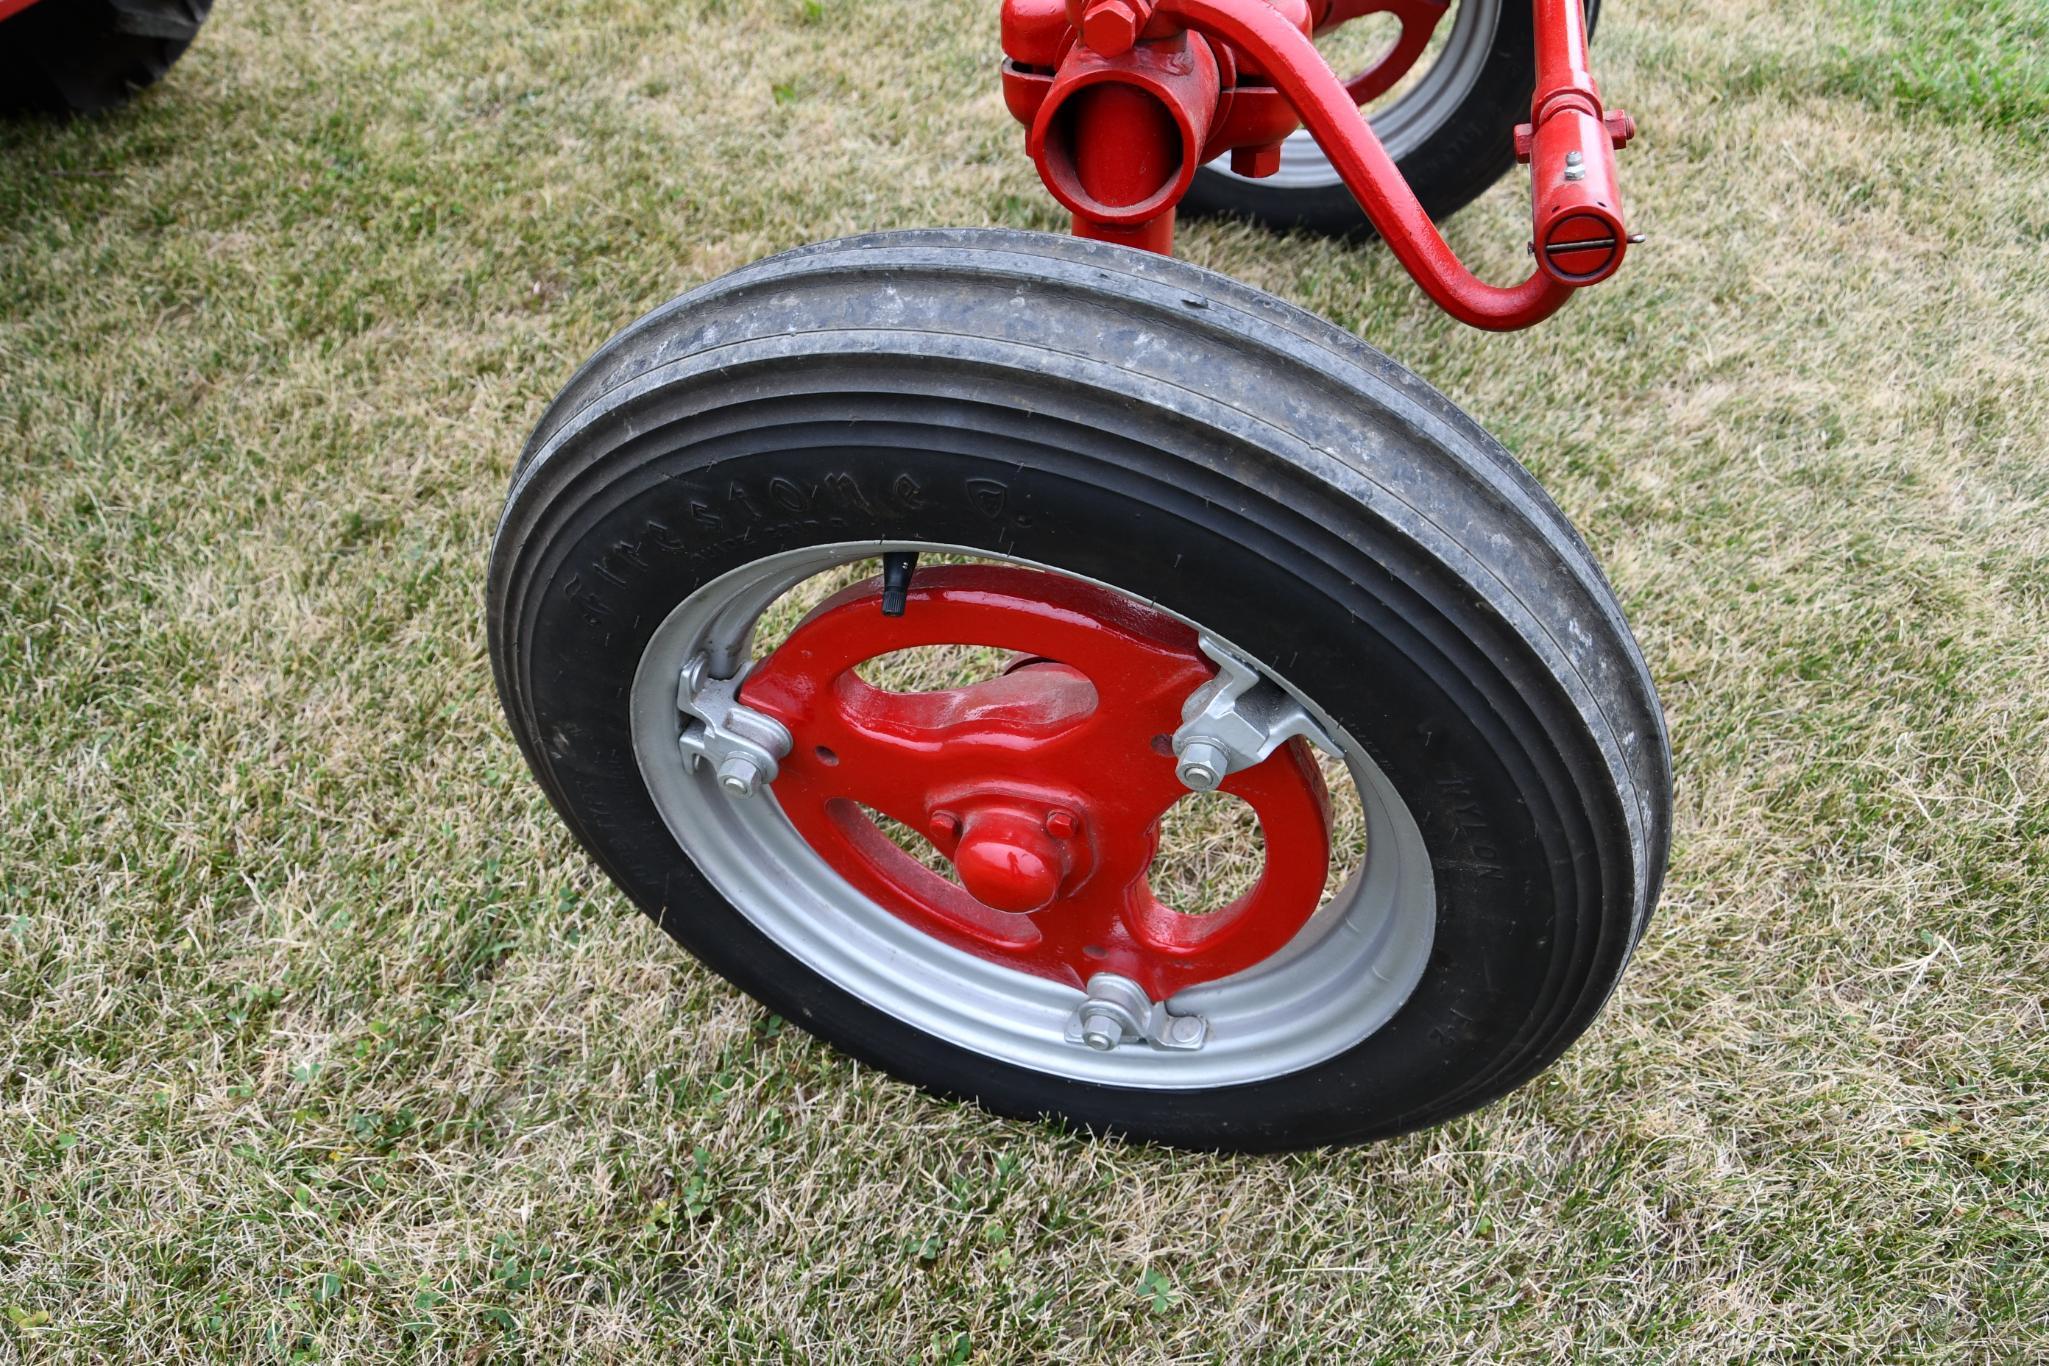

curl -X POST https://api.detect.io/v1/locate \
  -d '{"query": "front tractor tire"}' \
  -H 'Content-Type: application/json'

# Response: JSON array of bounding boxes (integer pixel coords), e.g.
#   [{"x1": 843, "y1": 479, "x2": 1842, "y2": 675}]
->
[
  {"x1": 0, "y1": 0, "x2": 212, "y2": 115},
  {"x1": 488, "y1": 229, "x2": 1670, "y2": 1151}
]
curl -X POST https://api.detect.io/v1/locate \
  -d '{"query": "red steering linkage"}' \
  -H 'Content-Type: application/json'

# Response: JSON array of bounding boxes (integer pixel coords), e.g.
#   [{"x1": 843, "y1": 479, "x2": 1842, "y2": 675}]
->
[
  {"x1": 736, "y1": 565, "x2": 1333, "y2": 1002},
  {"x1": 999, "y1": 0, "x2": 1635, "y2": 329}
]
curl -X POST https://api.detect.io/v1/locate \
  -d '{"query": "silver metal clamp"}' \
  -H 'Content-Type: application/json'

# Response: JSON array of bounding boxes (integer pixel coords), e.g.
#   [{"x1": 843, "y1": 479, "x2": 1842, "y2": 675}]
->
[
  {"x1": 1170, "y1": 635, "x2": 1336, "y2": 791},
  {"x1": 1063, "y1": 973, "x2": 1208, "y2": 1053},
  {"x1": 675, "y1": 654, "x2": 793, "y2": 799}
]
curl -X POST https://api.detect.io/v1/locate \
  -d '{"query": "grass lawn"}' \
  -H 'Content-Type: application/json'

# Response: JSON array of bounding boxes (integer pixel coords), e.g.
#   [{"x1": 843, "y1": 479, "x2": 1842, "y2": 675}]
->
[{"x1": 2, "y1": 0, "x2": 2044, "y2": 1357}]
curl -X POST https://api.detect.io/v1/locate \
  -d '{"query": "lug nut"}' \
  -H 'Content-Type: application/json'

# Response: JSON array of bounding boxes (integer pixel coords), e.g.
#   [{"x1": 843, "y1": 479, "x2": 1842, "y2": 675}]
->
[
  {"x1": 1079, "y1": 1007, "x2": 1122, "y2": 1051},
  {"x1": 1175, "y1": 739, "x2": 1228, "y2": 792},
  {"x1": 716, "y1": 754, "x2": 763, "y2": 798}
]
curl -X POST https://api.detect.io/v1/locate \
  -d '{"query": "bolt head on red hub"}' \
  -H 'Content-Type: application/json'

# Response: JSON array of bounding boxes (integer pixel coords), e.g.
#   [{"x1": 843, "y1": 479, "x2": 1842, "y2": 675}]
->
[{"x1": 736, "y1": 564, "x2": 1333, "y2": 1002}]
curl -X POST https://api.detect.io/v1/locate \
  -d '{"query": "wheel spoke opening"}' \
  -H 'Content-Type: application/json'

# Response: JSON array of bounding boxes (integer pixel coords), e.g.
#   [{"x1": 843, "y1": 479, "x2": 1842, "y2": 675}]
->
[
  {"x1": 1315, "y1": 748, "x2": 1370, "y2": 906},
  {"x1": 854, "y1": 644, "x2": 1028, "y2": 694},
  {"x1": 859, "y1": 803, "x2": 961, "y2": 885},
  {"x1": 1149, "y1": 789, "x2": 1265, "y2": 916}
]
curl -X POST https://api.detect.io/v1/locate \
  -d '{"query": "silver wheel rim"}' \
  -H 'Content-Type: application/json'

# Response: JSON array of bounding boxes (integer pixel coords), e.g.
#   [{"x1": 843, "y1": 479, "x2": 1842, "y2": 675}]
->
[
  {"x1": 1205, "y1": 0, "x2": 1501, "y2": 190},
  {"x1": 629, "y1": 542, "x2": 1434, "y2": 1090}
]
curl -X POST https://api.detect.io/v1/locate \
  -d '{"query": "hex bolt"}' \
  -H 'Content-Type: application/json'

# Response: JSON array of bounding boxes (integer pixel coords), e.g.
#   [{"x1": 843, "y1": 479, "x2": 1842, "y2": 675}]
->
[
  {"x1": 930, "y1": 810, "x2": 961, "y2": 841},
  {"x1": 1081, "y1": 0, "x2": 1144, "y2": 56},
  {"x1": 1176, "y1": 739, "x2": 1228, "y2": 792},
  {"x1": 1169, "y1": 1015, "x2": 1204, "y2": 1046},
  {"x1": 1044, "y1": 808, "x2": 1079, "y2": 839},
  {"x1": 1079, "y1": 1008, "x2": 1122, "y2": 1051},
  {"x1": 1564, "y1": 150, "x2": 1586, "y2": 182},
  {"x1": 716, "y1": 753, "x2": 763, "y2": 798}
]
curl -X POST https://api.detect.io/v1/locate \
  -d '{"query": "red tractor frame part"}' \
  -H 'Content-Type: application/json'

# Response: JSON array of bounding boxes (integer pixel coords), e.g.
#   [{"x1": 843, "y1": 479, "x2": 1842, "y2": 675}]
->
[{"x1": 1002, "y1": 0, "x2": 1636, "y2": 329}]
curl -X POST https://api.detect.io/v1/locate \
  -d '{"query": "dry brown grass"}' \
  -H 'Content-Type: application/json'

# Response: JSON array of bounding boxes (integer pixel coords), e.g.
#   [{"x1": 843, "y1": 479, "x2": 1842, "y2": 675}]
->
[{"x1": 1, "y1": 0, "x2": 2044, "y2": 1358}]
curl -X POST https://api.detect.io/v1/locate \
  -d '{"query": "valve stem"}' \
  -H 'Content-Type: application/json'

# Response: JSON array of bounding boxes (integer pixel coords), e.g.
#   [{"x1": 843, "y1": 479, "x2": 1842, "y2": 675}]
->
[{"x1": 881, "y1": 551, "x2": 919, "y2": 617}]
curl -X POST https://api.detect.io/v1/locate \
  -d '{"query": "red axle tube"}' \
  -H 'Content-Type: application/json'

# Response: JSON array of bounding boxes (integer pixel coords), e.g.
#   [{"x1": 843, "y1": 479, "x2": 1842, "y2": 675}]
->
[{"x1": 1026, "y1": 32, "x2": 1221, "y2": 253}]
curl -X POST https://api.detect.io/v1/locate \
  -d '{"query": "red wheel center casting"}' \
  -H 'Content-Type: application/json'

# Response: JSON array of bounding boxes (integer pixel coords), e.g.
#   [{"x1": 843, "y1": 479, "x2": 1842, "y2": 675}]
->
[{"x1": 737, "y1": 565, "x2": 1333, "y2": 1001}]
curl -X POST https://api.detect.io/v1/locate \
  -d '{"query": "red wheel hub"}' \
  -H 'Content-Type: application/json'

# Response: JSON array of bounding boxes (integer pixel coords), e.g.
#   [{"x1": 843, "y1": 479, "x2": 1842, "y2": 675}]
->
[{"x1": 737, "y1": 565, "x2": 1333, "y2": 1001}]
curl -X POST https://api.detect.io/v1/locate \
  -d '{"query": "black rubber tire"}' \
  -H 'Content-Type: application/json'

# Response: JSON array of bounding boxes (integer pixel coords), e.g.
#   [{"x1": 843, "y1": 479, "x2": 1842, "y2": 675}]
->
[
  {"x1": 0, "y1": 0, "x2": 212, "y2": 115},
  {"x1": 489, "y1": 229, "x2": 1669, "y2": 1151},
  {"x1": 1182, "y1": 0, "x2": 1600, "y2": 237}
]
